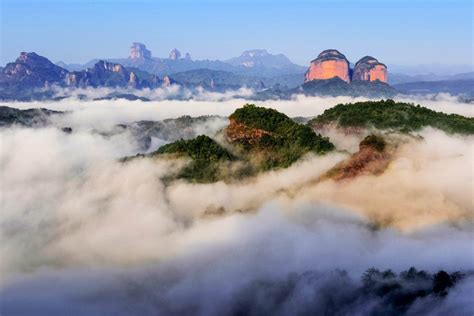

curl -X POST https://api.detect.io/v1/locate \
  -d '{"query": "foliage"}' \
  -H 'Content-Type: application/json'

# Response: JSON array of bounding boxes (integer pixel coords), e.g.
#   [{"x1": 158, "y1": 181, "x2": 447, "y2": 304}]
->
[
  {"x1": 230, "y1": 104, "x2": 334, "y2": 170},
  {"x1": 360, "y1": 134, "x2": 386, "y2": 151},
  {"x1": 152, "y1": 135, "x2": 234, "y2": 183},
  {"x1": 233, "y1": 267, "x2": 468, "y2": 315},
  {"x1": 155, "y1": 135, "x2": 233, "y2": 161},
  {"x1": 309, "y1": 99, "x2": 474, "y2": 134},
  {"x1": 360, "y1": 267, "x2": 465, "y2": 313}
]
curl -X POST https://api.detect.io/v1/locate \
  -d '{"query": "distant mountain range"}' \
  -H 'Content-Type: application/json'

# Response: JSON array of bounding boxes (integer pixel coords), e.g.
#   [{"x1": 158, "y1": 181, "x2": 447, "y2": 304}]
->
[
  {"x1": 1, "y1": 43, "x2": 473, "y2": 101},
  {"x1": 57, "y1": 45, "x2": 306, "y2": 78},
  {"x1": 389, "y1": 71, "x2": 474, "y2": 85},
  {"x1": 393, "y1": 79, "x2": 474, "y2": 96}
]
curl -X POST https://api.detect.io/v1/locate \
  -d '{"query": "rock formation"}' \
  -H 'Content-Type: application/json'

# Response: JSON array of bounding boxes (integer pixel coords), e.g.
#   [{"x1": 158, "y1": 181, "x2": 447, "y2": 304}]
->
[
  {"x1": 169, "y1": 48, "x2": 181, "y2": 60},
  {"x1": 0, "y1": 52, "x2": 68, "y2": 88},
  {"x1": 305, "y1": 50, "x2": 388, "y2": 84},
  {"x1": 65, "y1": 60, "x2": 160, "y2": 88},
  {"x1": 225, "y1": 118, "x2": 272, "y2": 145},
  {"x1": 324, "y1": 135, "x2": 391, "y2": 181},
  {"x1": 352, "y1": 56, "x2": 387, "y2": 83},
  {"x1": 184, "y1": 53, "x2": 192, "y2": 60},
  {"x1": 129, "y1": 42, "x2": 151, "y2": 60},
  {"x1": 304, "y1": 49, "x2": 350, "y2": 83},
  {"x1": 128, "y1": 71, "x2": 138, "y2": 88},
  {"x1": 162, "y1": 75, "x2": 172, "y2": 87}
]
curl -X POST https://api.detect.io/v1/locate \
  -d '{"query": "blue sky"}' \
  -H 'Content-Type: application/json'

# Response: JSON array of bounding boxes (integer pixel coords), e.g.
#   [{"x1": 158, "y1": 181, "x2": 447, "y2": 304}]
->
[{"x1": 0, "y1": 0, "x2": 472, "y2": 67}]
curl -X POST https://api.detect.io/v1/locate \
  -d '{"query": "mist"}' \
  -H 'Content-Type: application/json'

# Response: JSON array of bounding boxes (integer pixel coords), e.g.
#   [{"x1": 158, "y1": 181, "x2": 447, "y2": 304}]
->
[{"x1": 0, "y1": 94, "x2": 473, "y2": 315}]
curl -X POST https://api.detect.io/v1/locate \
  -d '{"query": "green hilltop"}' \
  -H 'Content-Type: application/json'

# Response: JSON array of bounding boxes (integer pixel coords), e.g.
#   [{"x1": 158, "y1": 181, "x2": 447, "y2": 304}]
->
[
  {"x1": 142, "y1": 104, "x2": 334, "y2": 183},
  {"x1": 309, "y1": 99, "x2": 474, "y2": 134}
]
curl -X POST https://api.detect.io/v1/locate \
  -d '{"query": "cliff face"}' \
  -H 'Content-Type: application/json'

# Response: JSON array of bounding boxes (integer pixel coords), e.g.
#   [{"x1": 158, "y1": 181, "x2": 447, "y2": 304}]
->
[
  {"x1": 65, "y1": 60, "x2": 160, "y2": 88},
  {"x1": 225, "y1": 118, "x2": 272, "y2": 145},
  {"x1": 325, "y1": 135, "x2": 391, "y2": 181},
  {"x1": 304, "y1": 49, "x2": 350, "y2": 83},
  {"x1": 304, "y1": 50, "x2": 388, "y2": 84},
  {"x1": 352, "y1": 56, "x2": 388, "y2": 83}
]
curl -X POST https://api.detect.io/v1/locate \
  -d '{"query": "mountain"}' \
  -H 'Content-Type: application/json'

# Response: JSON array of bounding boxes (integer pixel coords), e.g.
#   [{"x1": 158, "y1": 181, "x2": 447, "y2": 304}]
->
[
  {"x1": 126, "y1": 100, "x2": 474, "y2": 184},
  {"x1": 226, "y1": 49, "x2": 306, "y2": 74},
  {"x1": 389, "y1": 64, "x2": 473, "y2": 76},
  {"x1": 393, "y1": 79, "x2": 474, "y2": 97},
  {"x1": 0, "y1": 105, "x2": 63, "y2": 127},
  {"x1": 169, "y1": 69, "x2": 263, "y2": 90},
  {"x1": 389, "y1": 71, "x2": 474, "y2": 84},
  {"x1": 308, "y1": 99, "x2": 474, "y2": 134},
  {"x1": 128, "y1": 104, "x2": 334, "y2": 183},
  {"x1": 300, "y1": 77, "x2": 395, "y2": 97},
  {"x1": 65, "y1": 61, "x2": 161, "y2": 89},
  {"x1": 0, "y1": 52, "x2": 164, "y2": 99},
  {"x1": 304, "y1": 49, "x2": 388, "y2": 84},
  {"x1": 57, "y1": 43, "x2": 306, "y2": 78},
  {"x1": 169, "y1": 69, "x2": 303, "y2": 91},
  {"x1": 56, "y1": 61, "x2": 87, "y2": 72},
  {"x1": 253, "y1": 77, "x2": 396, "y2": 99},
  {"x1": 305, "y1": 49, "x2": 351, "y2": 83},
  {"x1": 1, "y1": 52, "x2": 69, "y2": 90}
]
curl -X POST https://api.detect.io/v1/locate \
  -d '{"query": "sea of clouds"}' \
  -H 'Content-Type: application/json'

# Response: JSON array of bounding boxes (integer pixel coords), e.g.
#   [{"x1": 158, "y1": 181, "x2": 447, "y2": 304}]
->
[{"x1": 0, "y1": 92, "x2": 473, "y2": 315}]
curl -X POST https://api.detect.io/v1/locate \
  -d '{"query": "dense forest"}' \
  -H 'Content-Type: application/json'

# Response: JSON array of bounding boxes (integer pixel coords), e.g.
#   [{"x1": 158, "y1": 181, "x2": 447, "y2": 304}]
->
[
  {"x1": 309, "y1": 99, "x2": 474, "y2": 134},
  {"x1": 153, "y1": 135, "x2": 234, "y2": 182},
  {"x1": 230, "y1": 104, "x2": 334, "y2": 170}
]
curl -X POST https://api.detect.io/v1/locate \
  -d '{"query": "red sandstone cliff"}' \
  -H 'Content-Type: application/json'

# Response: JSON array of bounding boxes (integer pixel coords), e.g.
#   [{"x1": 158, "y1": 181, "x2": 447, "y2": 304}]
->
[
  {"x1": 304, "y1": 49, "x2": 350, "y2": 83},
  {"x1": 352, "y1": 56, "x2": 388, "y2": 83},
  {"x1": 225, "y1": 118, "x2": 271, "y2": 145},
  {"x1": 324, "y1": 135, "x2": 391, "y2": 181},
  {"x1": 305, "y1": 51, "x2": 388, "y2": 84}
]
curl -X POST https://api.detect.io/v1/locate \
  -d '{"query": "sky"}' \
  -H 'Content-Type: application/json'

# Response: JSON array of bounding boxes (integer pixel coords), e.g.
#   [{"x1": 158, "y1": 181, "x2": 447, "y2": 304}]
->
[{"x1": 0, "y1": 0, "x2": 473, "y2": 68}]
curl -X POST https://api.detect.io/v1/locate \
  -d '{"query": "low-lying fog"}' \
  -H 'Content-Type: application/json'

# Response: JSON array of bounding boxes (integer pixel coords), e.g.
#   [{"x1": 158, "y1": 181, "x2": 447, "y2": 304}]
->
[{"x1": 0, "y1": 92, "x2": 473, "y2": 315}]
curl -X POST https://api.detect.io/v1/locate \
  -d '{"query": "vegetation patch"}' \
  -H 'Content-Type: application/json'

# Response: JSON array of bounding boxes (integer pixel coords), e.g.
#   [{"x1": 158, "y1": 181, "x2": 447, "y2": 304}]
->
[
  {"x1": 151, "y1": 135, "x2": 234, "y2": 183},
  {"x1": 229, "y1": 104, "x2": 334, "y2": 170},
  {"x1": 360, "y1": 134, "x2": 386, "y2": 152},
  {"x1": 309, "y1": 99, "x2": 474, "y2": 134}
]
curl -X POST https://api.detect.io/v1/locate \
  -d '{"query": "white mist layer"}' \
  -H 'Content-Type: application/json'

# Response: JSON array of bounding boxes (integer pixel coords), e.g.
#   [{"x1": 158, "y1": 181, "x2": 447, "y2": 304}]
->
[
  {"x1": 0, "y1": 96, "x2": 473, "y2": 314},
  {"x1": 1, "y1": 92, "x2": 473, "y2": 130}
]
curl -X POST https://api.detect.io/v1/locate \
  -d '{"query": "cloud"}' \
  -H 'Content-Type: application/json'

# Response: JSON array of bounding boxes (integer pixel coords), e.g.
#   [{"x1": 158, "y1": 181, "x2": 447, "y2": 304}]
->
[{"x1": 0, "y1": 95, "x2": 472, "y2": 314}]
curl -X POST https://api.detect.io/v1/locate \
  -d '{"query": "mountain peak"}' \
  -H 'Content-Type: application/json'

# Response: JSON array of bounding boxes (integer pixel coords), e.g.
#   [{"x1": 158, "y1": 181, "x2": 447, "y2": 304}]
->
[
  {"x1": 240, "y1": 49, "x2": 270, "y2": 58},
  {"x1": 129, "y1": 42, "x2": 151, "y2": 60},
  {"x1": 227, "y1": 49, "x2": 297, "y2": 70},
  {"x1": 169, "y1": 48, "x2": 181, "y2": 60}
]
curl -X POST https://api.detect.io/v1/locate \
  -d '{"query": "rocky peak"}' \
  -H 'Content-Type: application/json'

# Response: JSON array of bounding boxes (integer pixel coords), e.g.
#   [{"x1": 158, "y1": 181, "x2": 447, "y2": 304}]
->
[
  {"x1": 241, "y1": 49, "x2": 270, "y2": 58},
  {"x1": 169, "y1": 48, "x2": 181, "y2": 60},
  {"x1": 94, "y1": 60, "x2": 127, "y2": 75},
  {"x1": 162, "y1": 75, "x2": 171, "y2": 87},
  {"x1": 129, "y1": 42, "x2": 152, "y2": 60},
  {"x1": 313, "y1": 49, "x2": 348, "y2": 62},
  {"x1": 184, "y1": 53, "x2": 192, "y2": 60},
  {"x1": 65, "y1": 60, "x2": 159, "y2": 89},
  {"x1": 1, "y1": 52, "x2": 68, "y2": 88},
  {"x1": 352, "y1": 56, "x2": 388, "y2": 83},
  {"x1": 227, "y1": 49, "x2": 295, "y2": 69},
  {"x1": 305, "y1": 49, "x2": 350, "y2": 83}
]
